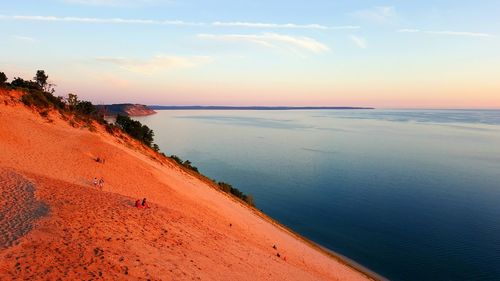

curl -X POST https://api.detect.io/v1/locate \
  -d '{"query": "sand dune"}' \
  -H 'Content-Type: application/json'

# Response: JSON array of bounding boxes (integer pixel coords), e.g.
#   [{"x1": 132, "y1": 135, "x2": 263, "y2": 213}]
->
[{"x1": 0, "y1": 89, "x2": 374, "y2": 280}]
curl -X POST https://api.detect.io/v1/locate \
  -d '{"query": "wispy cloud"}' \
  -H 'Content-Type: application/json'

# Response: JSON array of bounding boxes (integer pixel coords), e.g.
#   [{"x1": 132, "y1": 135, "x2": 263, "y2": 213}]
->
[
  {"x1": 62, "y1": 0, "x2": 171, "y2": 6},
  {"x1": 210, "y1": 21, "x2": 353, "y2": 30},
  {"x1": 0, "y1": 15, "x2": 203, "y2": 26},
  {"x1": 398, "y1": 28, "x2": 496, "y2": 38},
  {"x1": 212, "y1": 21, "x2": 328, "y2": 30},
  {"x1": 425, "y1": 31, "x2": 495, "y2": 38},
  {"x1": 210, "y1": 22, "x2": 359, "y2": 30},
  {"x1": 349, "y1": 35, "x2": 367, "y2": 49},
  {"x1": 197, "y1": 33, "x2": 329, "y2": 54},
  {"x1": 96, "y1": 55, "x2": 213, "y2": 74},
  {"x1": 13, "y1": 35, "x2": 37, "y2": 43},
  {"x1": 352, "y1": 6, "x2": 396, "y2": 23},
  {"x1": 0, "y1": 14, "x2": 357, "y2": 31}
]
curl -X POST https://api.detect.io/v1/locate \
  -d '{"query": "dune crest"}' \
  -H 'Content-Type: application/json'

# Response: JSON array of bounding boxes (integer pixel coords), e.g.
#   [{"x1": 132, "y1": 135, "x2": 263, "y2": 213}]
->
[{"x1": 0, "y1": 89, "x2": 374, "y2": 280}]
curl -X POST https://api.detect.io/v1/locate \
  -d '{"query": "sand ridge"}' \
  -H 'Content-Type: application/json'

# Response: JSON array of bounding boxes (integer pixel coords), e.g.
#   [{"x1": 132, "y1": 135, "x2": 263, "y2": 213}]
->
[{"x1": 0, "y1": 89, "x2": 374, "y2": 280}]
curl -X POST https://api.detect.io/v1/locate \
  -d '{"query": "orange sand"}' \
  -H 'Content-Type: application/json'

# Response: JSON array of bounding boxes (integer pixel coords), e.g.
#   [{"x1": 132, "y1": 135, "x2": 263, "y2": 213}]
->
[{"x1": 0, "y1": 89, "x2": 374, "y2": 280}]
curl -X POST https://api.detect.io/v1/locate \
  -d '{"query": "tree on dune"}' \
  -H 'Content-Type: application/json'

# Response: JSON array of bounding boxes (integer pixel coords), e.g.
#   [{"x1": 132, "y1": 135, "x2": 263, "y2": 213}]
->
[
  {"x1": 75, "y1": 101, "x2": 97, "y2": 115},
  {"x1": 34, "y1": 70, "x2": 48, "y2": 90},
  {"x1": 66, "y1": 93, "x2": 79, "y2": 110},
  {"x1": 0, "y1": 72, "x2": 7, "y2": 84}
]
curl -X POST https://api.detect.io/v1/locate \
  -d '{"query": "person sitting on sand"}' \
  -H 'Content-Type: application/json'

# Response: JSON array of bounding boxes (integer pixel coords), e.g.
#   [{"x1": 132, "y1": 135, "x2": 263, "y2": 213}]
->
[
  {"x1": 141, "y1": 198, "x2": 150, "y2": 209},
  {"x1": 98, "y1": 178, "x2": 104, "y2": 189},
  {"x1": 93, "y1": 177, "x2": 98, "y2": 187},
  {"x1": 135, "y1": 199, "x2": 142, "y2": 209}
]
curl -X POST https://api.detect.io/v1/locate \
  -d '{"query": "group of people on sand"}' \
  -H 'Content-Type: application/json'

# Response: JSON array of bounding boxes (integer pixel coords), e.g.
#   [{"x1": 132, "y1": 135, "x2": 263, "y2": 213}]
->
[
  {"x1": 93, "y1": 177, "x2": 104, "y2": 189},
  {"x1": 273, "y1": 244, "x2": 286, "y2": 261},
  {"x1": 95, "y1": 157, "x2": 105, "y2": 164},
  {"x1": 135, "y1": 198, "x2": 150, "y2": 209},
  {"x1": 92, "y1": 156, "x2": 105, "y2": 189}
]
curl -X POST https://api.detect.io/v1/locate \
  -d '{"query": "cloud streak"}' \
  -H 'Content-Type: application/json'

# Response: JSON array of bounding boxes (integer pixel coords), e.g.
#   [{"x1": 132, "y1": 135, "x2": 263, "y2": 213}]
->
[
  {"x1": 212, "y1": 21, "x2": 360, "y2": 30},
  {"x1": 62, "y1": 0, "x2": 170, "y2": 6},
  {"x1": 96, "y1": 55, "x2": 213, "y2": 74},
  {"x1": 197, "y1": 33, "x2": 329, "y2": 54},
  {"x1": 0, "y1": 14, "x2": 357, "y2": 30},
  {"x1": 425, "y1": 31, "x2": 495, "y2": 38},
  {"x1": 398, "y1": 29, "x2": 496, "y2": 38},
  {"x1": 0, "y1": 15, "x2": 204, "y2": 26},
  {"x1": 212, "y1": 21, "x2": 328, "y2": 30}
]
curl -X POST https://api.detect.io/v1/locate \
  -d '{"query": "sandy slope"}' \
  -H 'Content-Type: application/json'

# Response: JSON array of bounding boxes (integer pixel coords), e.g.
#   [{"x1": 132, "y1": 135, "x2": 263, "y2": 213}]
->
[{"x1": 0, "y1": 89, "x2": 373, "y2": 280}]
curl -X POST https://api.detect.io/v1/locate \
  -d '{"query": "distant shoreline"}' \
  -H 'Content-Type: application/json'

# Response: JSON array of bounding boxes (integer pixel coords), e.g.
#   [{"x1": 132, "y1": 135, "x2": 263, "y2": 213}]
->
[{"x1": 149, "y1": 106, "x2": 374, "y2": 110}]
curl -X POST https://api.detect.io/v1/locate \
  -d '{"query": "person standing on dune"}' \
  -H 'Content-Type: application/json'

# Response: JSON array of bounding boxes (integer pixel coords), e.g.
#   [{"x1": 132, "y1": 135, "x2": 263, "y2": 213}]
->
[{"x1": 141, "y1": 198, "x2": 150, "y2": 209}]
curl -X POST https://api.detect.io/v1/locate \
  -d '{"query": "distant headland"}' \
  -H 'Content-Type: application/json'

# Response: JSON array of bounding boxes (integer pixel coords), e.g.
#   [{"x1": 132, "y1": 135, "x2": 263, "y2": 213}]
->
[
  {"x1": 149, "y1": 106, "x2": 374, "y2": 110},
  {"x1": 98, "y1": 105, "x2": 374, "y2": 116},
  {"x1": 98, "y1": 104, "x2": 156, "y2": 117}
]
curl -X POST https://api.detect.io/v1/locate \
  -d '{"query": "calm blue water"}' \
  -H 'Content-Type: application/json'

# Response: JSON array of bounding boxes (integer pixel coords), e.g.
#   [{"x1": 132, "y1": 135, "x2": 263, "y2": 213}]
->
[{"x1": 135, "y1": 109, "x2": 500, "y2": 281}]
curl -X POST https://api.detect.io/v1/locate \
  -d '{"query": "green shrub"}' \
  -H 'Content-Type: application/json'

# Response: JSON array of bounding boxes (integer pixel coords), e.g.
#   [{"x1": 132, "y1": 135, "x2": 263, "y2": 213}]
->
[
  {"x1": 169, "y1": 155, "x2": 256, "y2": 206},
  {"x1": 75, "y1": 101, "x2": 97, "y2": 115},
  {"x1": 86, "y1": 123, "x2": 96, "y2": 132},
  {"x1": 182, "y1": 160, "x2": 198, "y2": 172},
  {"x1": 12, "y1": 77, "x2": 41, "y2": 90},
  {"x1": 169, "y1": 155, "x2": 199, "y2": 172},
  {"x1": 170, "y1": 155, "x2": 183, "y2": 164},
  {"x1": 20, "y1": 87, "x2": 65, "y2": 110},
  {"x1": 245, "y1": 195, "x2": 255, "y2": 206},
  {"x1": 21, "y1": 90, "x2": 49, "y2": 108},
  {"x1": 116, "y1": 115, "x2": 155, "y2": 147},
  {"x1": 218, "y1": 182, "x2": 232, "y2": 193},
  {"x1": 105, "y1": 123, "x2": 116, "y2": 134},
  {"x1": 217, "y1": 181, "x2": 255, "y2": 207}
]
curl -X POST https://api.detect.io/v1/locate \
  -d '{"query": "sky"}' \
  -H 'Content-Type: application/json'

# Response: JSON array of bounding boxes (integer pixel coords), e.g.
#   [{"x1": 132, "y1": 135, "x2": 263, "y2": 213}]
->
[{"x1": 1, "y1": 0, "x2": 499, "y2": 108}]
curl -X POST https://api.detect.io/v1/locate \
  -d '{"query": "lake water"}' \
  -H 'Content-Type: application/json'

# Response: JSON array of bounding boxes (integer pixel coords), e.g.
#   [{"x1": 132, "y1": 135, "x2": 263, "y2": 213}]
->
[{"x1": 135, "y1": 109, "x2": 500, "y2": 281}]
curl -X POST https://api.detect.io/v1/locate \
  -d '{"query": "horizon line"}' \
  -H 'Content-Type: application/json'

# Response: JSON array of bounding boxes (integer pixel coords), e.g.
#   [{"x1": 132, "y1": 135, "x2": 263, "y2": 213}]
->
[
  {"x1": 102, "y1": 104, "x2": 500, "y2": 110},
  {"x1": 145, "y1": 105, "x2": 375, "y2": 110}
]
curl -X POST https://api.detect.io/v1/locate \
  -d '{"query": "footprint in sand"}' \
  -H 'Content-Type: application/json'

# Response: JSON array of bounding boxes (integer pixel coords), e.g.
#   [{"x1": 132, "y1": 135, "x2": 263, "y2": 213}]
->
[{"x1": 0, "y1": 168, "x2": 49, "y2": 249}]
